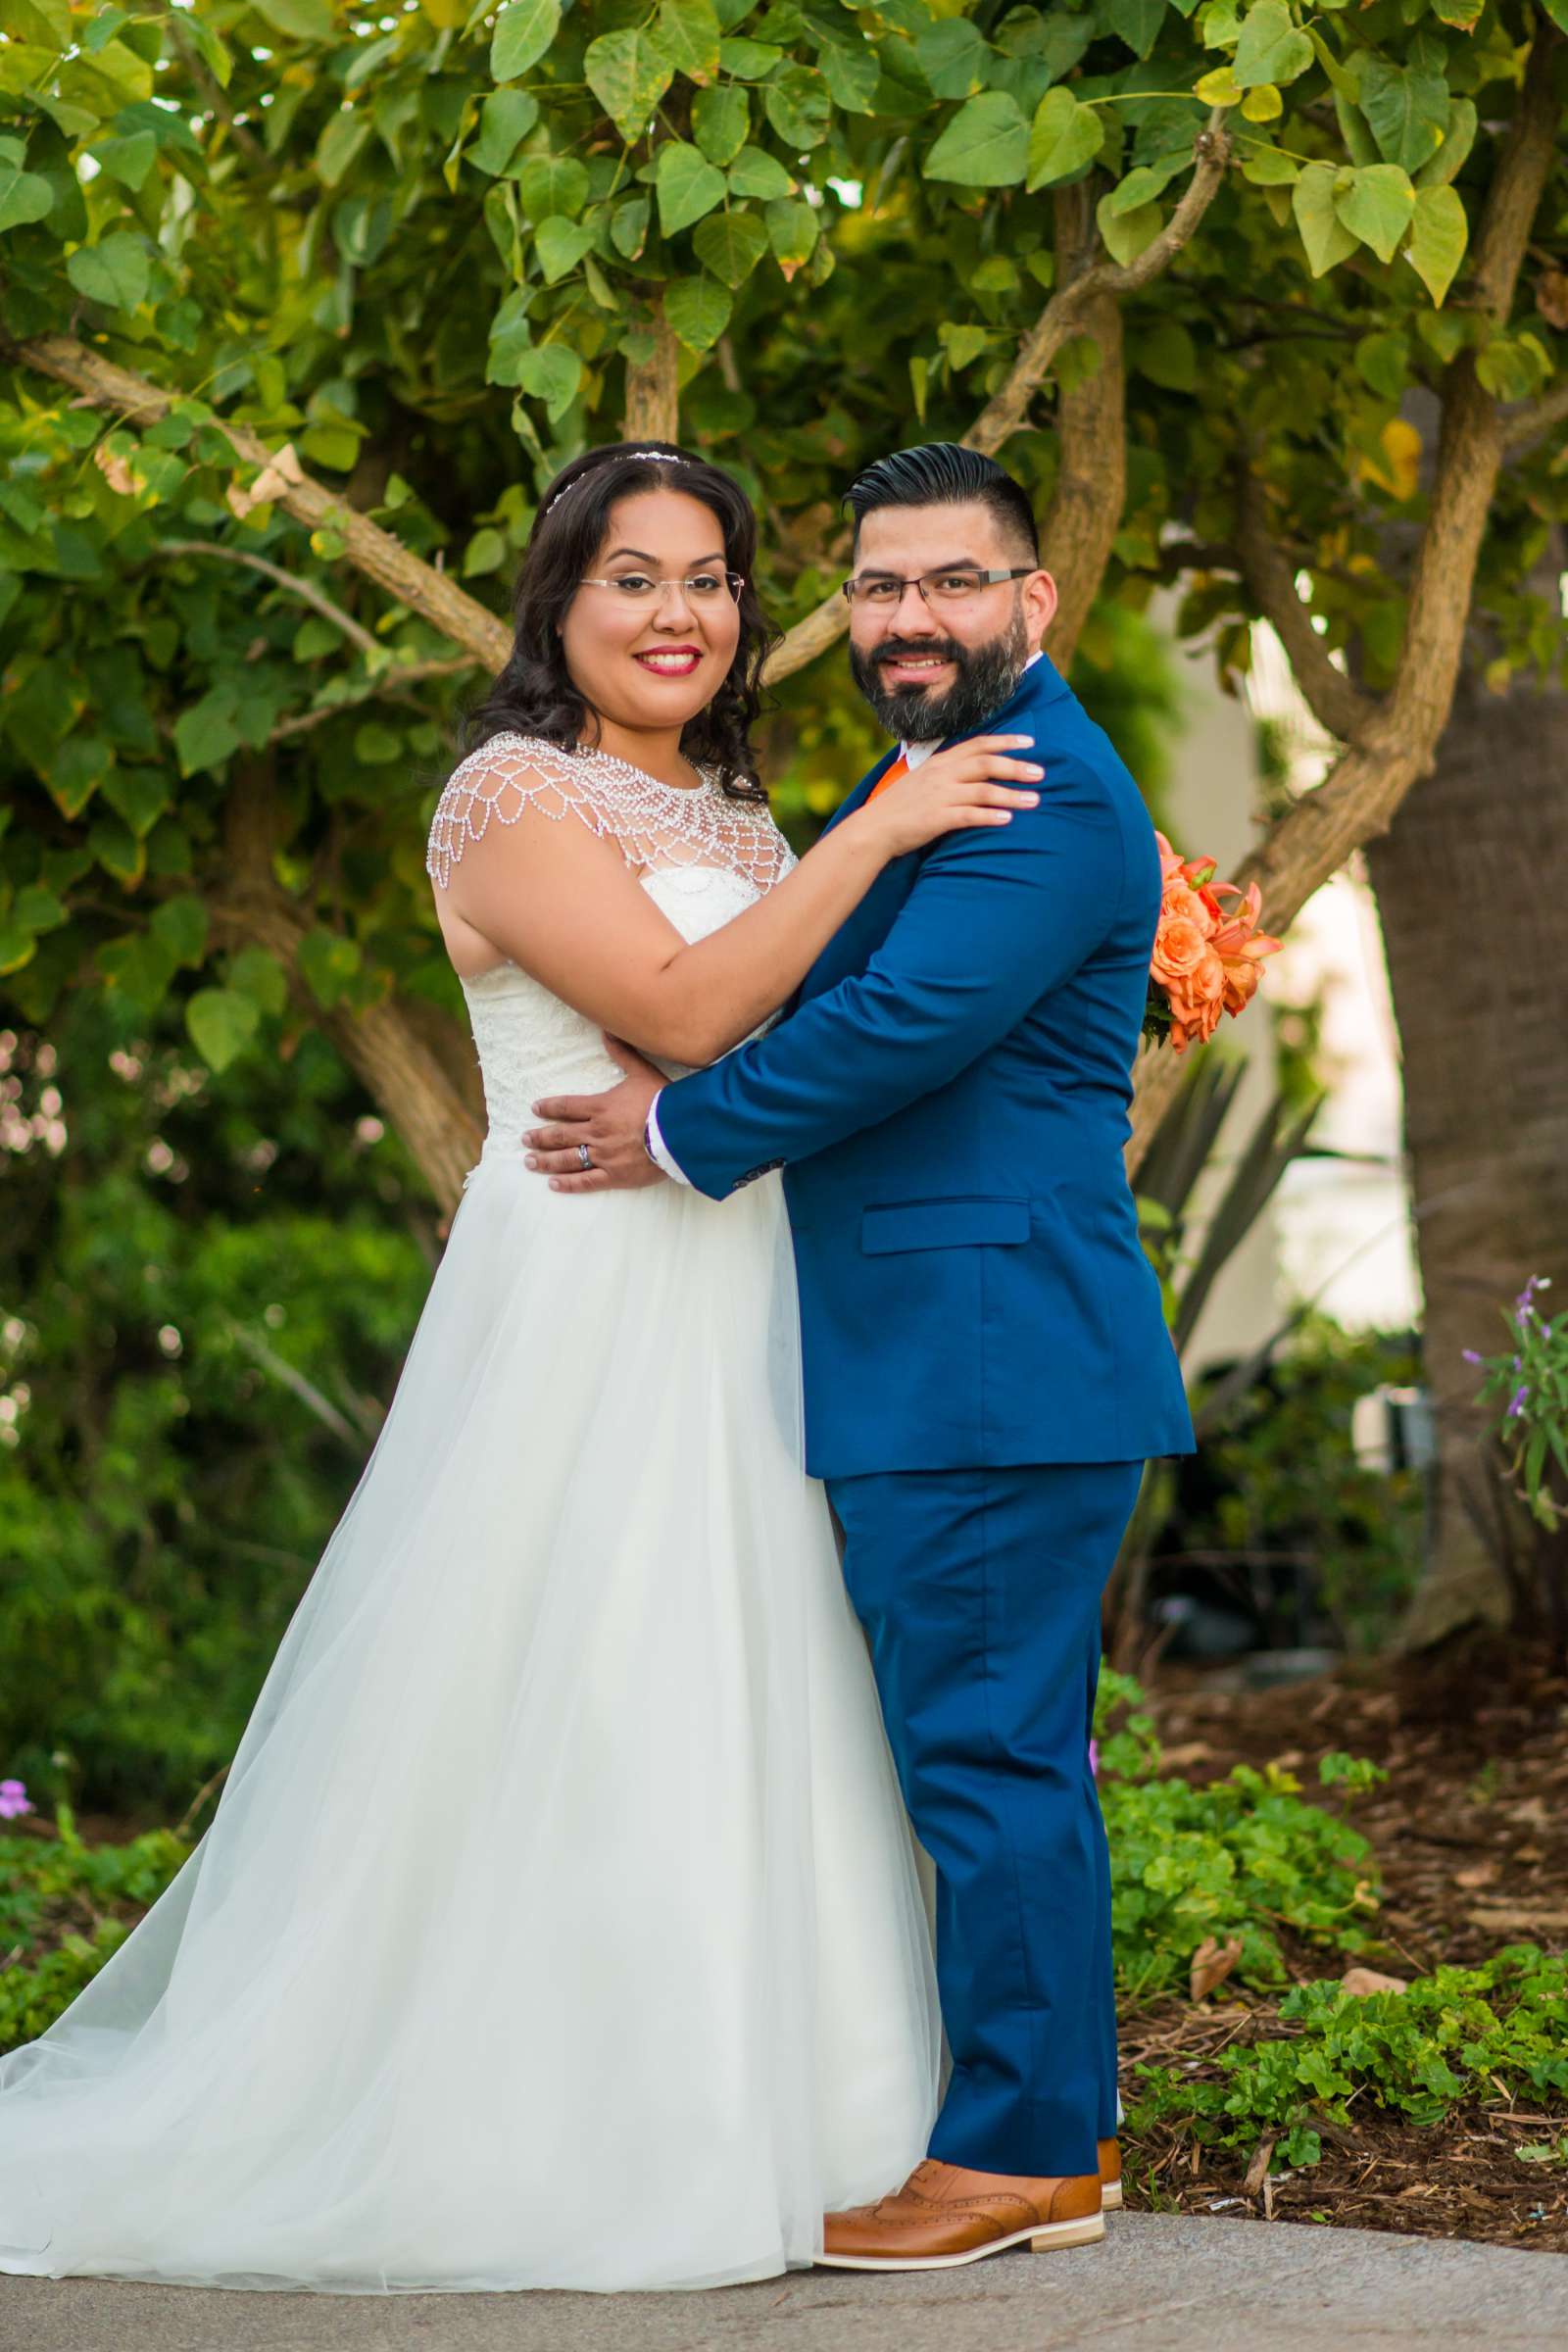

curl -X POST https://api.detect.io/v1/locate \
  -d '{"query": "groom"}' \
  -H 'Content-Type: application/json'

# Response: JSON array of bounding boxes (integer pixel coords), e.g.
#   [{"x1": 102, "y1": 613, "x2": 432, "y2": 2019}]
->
[{"x1": 522, "y1": 443, "x2": 1194, "y2": 2266}]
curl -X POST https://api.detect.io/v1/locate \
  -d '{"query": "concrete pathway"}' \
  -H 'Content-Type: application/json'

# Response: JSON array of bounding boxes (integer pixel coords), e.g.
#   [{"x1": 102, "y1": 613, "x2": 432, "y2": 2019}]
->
[{"x1": 5, "y1": 2215, "x2": 1568, "y2": 2352}]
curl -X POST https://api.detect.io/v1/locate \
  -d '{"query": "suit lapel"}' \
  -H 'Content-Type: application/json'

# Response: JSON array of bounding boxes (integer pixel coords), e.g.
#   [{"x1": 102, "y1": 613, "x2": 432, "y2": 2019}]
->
[
  {"x1": 795, "y1": 653, "x2": 1076, "y2": 1004},
  {"x1": 817, "y1": 742, "x2": 903, "y2": 842}
]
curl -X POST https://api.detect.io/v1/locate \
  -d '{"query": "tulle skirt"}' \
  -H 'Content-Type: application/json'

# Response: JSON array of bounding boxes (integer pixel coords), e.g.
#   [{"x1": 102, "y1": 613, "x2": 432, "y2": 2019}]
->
[{"x1": 0, "y1": 1157, "x2": 940, "y2": 2291}]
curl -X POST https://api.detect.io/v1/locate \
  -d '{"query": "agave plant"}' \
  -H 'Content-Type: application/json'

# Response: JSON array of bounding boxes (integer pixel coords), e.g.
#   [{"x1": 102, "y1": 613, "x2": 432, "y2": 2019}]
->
[{"x1": 1136, "y1": 1049, "x2": 1326, "y2": 1363}]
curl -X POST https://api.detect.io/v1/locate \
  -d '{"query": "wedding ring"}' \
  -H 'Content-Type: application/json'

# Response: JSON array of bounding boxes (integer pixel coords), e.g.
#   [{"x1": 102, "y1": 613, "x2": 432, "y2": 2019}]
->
[{"x1": 577, "y1": 1144, "x2": 593, "y2": 1171}]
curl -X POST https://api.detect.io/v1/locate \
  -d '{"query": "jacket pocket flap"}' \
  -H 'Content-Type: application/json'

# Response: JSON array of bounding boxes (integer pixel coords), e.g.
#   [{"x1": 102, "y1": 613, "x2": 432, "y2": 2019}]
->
[{"x1": 860, "y1": 1199, "x2": 1031, "y2": 1255}]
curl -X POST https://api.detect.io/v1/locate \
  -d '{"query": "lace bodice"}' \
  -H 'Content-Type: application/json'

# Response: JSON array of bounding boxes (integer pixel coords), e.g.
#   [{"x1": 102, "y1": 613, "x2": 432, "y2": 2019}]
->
[{"x1": 425, "y1": 734, "x2": 797, "y2": 1170}]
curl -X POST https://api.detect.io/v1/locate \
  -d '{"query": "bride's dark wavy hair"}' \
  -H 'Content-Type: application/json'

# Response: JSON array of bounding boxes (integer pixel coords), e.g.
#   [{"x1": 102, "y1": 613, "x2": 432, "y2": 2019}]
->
[{"x1": 458, "y1": 442, "x2": 776, "y2": 803}]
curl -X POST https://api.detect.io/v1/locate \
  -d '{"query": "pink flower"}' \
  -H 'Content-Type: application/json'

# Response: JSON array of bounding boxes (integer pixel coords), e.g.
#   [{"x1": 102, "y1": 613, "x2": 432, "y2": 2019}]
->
[{"x1": 0, "y1": 1779, "x2": 32, "y2": 1820}]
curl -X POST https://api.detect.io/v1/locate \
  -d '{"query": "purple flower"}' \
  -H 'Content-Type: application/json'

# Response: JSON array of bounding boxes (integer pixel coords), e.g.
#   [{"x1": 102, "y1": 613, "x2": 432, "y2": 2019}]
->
[
  {"x1": 1462, "y1": 1348, "x2": 1483, "y2": 1365},
  {"x1": 1516, "y1": 1277, "x2": 1541, "y2": 1313},
  {"x1": 1508, "y1": 1385, "x2": 1529, "y2": 1420},
  {"x1": 1089, "y1": 1739, "x2": 1100, "y2": 1779},
  {"x1": 0, "y1": 1779, "x2": 31, "y2": 1820}
]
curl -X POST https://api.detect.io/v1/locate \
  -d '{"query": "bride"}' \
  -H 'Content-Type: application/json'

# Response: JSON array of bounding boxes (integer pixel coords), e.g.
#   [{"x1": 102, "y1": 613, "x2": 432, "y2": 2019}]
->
[{"x1": 0, "y1": 440, "x2": 1043, "y2": 2295}]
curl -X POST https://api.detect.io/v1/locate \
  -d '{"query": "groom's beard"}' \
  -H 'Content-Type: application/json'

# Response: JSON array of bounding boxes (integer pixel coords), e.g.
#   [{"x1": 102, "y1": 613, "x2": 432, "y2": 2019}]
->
[{"x1": 850, "y1": 606, "x2": 1031, "y2": 743}]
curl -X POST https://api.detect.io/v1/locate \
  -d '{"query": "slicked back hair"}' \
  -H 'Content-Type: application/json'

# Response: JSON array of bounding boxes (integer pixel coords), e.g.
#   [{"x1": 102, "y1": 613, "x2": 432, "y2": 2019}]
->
[{"x1": 844, "y1": 443, "x2": 1040, "y2": 567}]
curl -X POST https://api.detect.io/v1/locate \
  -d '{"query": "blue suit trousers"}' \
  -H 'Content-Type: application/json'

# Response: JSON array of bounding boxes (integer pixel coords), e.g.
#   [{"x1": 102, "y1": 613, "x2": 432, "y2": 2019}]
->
[{"x1": 826, "y1": 1460, "x2": 1142, "y2": 2180}]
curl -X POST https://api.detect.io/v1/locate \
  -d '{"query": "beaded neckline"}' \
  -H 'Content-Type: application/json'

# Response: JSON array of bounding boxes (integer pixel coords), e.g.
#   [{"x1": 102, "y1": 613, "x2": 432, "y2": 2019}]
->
[
  {"x1": 498, "y1": 732, "x2": 717, "y2": 800},
  {"x1": 425, "y1": 728, "x2": 792, "y2": 895}
]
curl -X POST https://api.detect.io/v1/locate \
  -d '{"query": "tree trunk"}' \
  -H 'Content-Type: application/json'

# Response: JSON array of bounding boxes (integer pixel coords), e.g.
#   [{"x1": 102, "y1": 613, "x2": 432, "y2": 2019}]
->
[
  {"x1": 1365, "y1": 607, "x2": 1568, "y2": 1644},
  {"x1": 213, "y1": 762, "x2": 484, "y2": 1215},
  {"x1": 622, "y1": 307, "x2": 680, "y2": 443}
]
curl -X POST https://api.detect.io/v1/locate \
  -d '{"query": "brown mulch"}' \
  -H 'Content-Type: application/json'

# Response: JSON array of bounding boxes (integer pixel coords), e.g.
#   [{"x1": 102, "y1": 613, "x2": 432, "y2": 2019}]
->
[{"x1": 1116, "y1": 1636, "x2": 1568, "y2": 2251}]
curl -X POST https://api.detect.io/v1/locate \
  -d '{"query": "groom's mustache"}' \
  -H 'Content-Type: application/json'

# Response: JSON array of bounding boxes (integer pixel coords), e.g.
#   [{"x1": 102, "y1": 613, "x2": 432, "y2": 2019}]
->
[{"x1": 871, "y1": 636, "x2": 967, "y2": 671}]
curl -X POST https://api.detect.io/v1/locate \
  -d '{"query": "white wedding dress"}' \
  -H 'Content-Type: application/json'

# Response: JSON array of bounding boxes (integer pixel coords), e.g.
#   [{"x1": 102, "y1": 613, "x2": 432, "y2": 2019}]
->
[{"x1": 0, "y1": 735, "x2": 939, "y2": 2294}]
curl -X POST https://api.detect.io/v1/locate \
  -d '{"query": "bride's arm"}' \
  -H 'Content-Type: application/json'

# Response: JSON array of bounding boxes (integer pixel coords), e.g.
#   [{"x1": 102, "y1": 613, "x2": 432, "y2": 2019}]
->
[{"x1": 434, "y1": 746, "x2": 1043, "y2": 1068}]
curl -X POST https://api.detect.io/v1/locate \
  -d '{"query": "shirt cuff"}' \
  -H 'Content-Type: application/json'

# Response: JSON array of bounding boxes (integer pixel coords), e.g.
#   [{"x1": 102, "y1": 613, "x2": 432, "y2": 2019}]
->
[{"x1": 644, "y1": 1090, "x2": 691, "y2": 1186}]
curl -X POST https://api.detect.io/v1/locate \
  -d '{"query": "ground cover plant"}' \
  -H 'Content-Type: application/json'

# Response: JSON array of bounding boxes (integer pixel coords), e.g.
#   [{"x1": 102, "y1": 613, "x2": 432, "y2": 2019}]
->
[
  {"x1": 9, "y1": 1658, "x2": 1565, "y2": 2253},
  {"x1": 1120, "y1": 1650, "x2": 1568, "y2": 2247}
]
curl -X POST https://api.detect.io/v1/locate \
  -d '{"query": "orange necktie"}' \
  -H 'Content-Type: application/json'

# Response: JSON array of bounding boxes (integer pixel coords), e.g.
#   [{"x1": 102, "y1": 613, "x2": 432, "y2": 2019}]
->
[{"x1": 866, "y1": 751, "x2": 909, "y2": 805}]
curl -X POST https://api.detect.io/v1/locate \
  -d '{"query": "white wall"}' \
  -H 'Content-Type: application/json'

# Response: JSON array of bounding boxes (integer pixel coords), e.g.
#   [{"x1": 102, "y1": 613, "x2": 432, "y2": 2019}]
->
[{"x1": 1151, "y1": 610, "x2": 1420, "y2": 1369}]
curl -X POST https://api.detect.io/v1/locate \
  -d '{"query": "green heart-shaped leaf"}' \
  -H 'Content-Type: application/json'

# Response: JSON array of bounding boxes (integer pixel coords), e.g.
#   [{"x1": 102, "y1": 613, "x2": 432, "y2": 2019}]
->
[
  {"x1": 186, "y1": 986, "x2": 261, "y2": 1073},
  {"x1": 1335, "y1": 164, "x2": 1415, "y2": 267},
  {"x1": 534, "y1": 215, "x2": 596, "y2": 283},
  {"x1": 65, "y1": 231, "x2": 150, "y2": 315},
  {"x1": 1233, "y1": 1, "x2": 1313, "y2": 91},
  {"x1": 1408, "y1": 183, "x2": 1467, "y2": 309},
  {"x1": 653, "y1": 0, "x2": 722, "y2": 85},
  {"x1": 691, "y1": 83, "x2": 749, "y2": 166},
  {"x1": 656, "y1": 140, "x2": 728, "y2": 236},
  {"x1": 664, "y1": 273, "x2": 733, "y2": 350},
  {"x1": 1026, "y1": 88, "x2": 1102, "y2": 191},
  {"x1": 925, "y1": 91, "x2": 1029, "y2": 187},
  {"x1": 491, "y1": 0, "x2": 562, "y2": 81},
  {"x1": 585, "y1": 27, "x2": 675, "y2": 141},
  {"x1": 692, "y1": 206, "x2": 768, "y2": 286}
]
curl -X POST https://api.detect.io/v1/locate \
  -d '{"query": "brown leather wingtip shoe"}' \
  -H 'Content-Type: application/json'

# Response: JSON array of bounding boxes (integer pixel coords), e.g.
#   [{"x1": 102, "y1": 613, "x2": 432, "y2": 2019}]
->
[
  {"x1": 817, "y1": 2158, "x2": 1104, "y2": 2272},
  {"x1": 1100, "y1": 2135, "x2": 1122, "y2": 2212}
]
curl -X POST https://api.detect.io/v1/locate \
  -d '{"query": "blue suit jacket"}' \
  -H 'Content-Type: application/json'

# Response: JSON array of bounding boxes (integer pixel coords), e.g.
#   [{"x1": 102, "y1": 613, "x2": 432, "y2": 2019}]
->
[{"x1": 655, "y1": 651, "x2": 1196, "y2": 1481}]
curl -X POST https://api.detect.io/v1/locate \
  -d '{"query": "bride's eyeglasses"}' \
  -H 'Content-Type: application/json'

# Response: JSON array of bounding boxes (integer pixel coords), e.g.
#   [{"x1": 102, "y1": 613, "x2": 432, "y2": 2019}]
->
[{"x1": 579, "y1": 571, "x2": 746, "y2": 605}]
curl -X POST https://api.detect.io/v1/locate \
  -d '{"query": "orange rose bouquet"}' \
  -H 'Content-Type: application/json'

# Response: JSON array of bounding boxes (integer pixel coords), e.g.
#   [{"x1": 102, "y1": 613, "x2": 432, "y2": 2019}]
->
[{"x1": 1144, "y1": 833, "x2": 1282, "y2": 1054}]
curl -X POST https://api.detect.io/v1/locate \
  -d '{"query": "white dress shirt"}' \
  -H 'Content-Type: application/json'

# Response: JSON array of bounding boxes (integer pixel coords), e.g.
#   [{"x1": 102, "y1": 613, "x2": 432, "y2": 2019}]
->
[{"x1": 644, "y1": 654, "x2": 1042, "y2": 1184}]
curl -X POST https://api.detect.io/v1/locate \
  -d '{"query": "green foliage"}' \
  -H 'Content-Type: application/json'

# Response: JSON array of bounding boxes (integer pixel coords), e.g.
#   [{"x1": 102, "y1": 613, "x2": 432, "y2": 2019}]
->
[
  {"x1": 0, "y1": 0, "x2": 1562, "y2": 1113},
  {"x1": 1130, "y1": 1947, "x2": 1568, "y2": 2171},
  {"x1": 0, "y1": 989, "x2": 430, "y2": 1813},
  {"x1": 1093, "y1": 1670, "x2": 1383, "y2": 2000},
  {"x1": 0, "y1": 1920, "x2": 133, "y2": 2057},
  {"x1": 0, "y1": 1803, "x2": 186, "y2": 1957},
  {"x1": 1180, "y1": 1318, "x2": 1427, "y2": 1651}
]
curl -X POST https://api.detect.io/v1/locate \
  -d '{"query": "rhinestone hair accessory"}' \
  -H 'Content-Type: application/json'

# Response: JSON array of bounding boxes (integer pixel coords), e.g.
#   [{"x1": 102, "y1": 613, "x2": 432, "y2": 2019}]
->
[{"x1": 543, "y1": 450, "x2": 693, "y2": 520}]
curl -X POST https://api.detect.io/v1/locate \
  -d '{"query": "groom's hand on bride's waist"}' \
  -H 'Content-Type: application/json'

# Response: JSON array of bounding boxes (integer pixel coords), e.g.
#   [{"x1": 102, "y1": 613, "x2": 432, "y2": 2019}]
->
[{"x1": 523, "y1": 1036, "x2": 666, "y2": 1194}]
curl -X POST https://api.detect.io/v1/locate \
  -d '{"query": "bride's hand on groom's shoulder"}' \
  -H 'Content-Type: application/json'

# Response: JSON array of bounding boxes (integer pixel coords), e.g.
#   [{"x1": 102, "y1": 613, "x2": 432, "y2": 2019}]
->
[
  {"x1": 523, "y1": 1036, "x2": 666, "y2": 1195},
  {"x1": 858, "y1": 736, "x2": 1044, "y2": 861}
]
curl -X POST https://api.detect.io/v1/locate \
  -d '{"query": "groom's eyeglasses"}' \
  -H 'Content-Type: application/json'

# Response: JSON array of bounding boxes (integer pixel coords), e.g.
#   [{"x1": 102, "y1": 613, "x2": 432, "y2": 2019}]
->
[
  {"x1": 841, "y1": 567, "x2": 1035, "y2": 610},
  {"x1": 579, "y1": 571, "x2": 746, "y2": 605}
]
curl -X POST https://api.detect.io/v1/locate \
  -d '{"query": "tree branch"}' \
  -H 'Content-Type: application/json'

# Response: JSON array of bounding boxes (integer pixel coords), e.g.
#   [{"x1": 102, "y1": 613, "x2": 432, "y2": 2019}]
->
[
  {"x1": 164, "y1": 10, "x2": 267, "y2": 167},
  {"x1": 269, "y1": 658, "x2": 479, "y2": 742},
  {"x1": 150, "y1": 540, "x2": 480, "y2": 734},
  {"x1": 3, "y1": 331, "x2": 513, "y2": 671},
  {"x1": 1128, "y1": 27, "x2": 1563, "y2": 1177},
  {"x1": 761, "y1": 118, "x2": 1233, "y2": 686},
  {"x1": 212, "y1": 768, "x2": 484, "y2": 1210},
  {"x1": 152, "y1": 538, "x2": 382, "y2": 656},
  {"x1": 1038, "y1": 188, "x2": 1126, "y2": 668},
  {"x1": 965, "y1": 115, "x2": 1232, "y2": 460},
  {"x1": 1501, "y1": 375, "x2": 1568, "y2": 460},
  {"x1": 1233, "y1": 464, "x2": 1380, "y2": 743}
]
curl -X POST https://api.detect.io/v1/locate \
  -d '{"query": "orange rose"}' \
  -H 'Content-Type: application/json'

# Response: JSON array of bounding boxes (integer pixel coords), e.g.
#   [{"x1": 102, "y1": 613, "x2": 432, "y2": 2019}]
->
[
  {"x1": 1152, "y1": 913, "x2": 1212, "y2": 986},
  {"x1": 1151, "y1": 842, "x2": 1281, "y2": 1051},
  {"x1": 1163, "y1": 878, "x2": 1216, "y2": 938}
]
